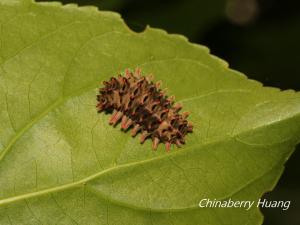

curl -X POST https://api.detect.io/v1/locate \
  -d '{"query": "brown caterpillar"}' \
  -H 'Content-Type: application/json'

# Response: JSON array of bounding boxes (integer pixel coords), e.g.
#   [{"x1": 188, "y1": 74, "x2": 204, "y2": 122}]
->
[{"x1": 96, "y1": 68, "x2": 193, "y2": 151}]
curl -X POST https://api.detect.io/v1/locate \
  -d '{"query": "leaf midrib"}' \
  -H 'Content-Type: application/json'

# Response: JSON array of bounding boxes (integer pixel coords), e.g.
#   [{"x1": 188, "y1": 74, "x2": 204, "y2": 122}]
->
[
  {"x1": 1, "y1": 79, "x2": 299, "y2": 208},
  {"x1": 0, "y1": 133, "x2": 281, "y2": 210},
  {"x1": 0, "y1": 137, "x2": 284, "y2": 212},
  {"x1": 1, "y1": 101, "x2": 298, "y2": 209}
]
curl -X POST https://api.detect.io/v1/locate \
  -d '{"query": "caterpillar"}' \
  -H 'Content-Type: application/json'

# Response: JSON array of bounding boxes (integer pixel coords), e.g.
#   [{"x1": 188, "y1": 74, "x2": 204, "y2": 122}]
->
[{"x1": 96, "y1": 68, "x2": 193, "y2": 151}]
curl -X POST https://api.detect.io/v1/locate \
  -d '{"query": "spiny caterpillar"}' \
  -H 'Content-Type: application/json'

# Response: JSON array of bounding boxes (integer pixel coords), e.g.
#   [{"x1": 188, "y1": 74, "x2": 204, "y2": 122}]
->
[{"x1": 96, "y1": 68, "x2": 193, "y2": 151}]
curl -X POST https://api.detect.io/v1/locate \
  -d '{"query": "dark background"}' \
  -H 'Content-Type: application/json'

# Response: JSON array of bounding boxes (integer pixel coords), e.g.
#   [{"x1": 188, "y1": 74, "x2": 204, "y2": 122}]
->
[{"x1": 37, "y1": 0, "x2": 300, "y2": 224}]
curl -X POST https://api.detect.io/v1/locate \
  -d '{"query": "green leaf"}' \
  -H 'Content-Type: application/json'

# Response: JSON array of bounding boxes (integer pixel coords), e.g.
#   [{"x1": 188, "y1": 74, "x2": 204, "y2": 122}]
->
[{"x1": 0, "y1": 1, "x2": 299, "y2": 224}]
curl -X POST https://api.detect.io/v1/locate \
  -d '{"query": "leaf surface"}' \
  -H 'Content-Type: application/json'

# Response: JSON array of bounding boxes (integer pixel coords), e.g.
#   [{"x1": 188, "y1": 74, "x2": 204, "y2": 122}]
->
[{"x1": 0, "y1": 1, "x2": 299, "y2": 224}]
